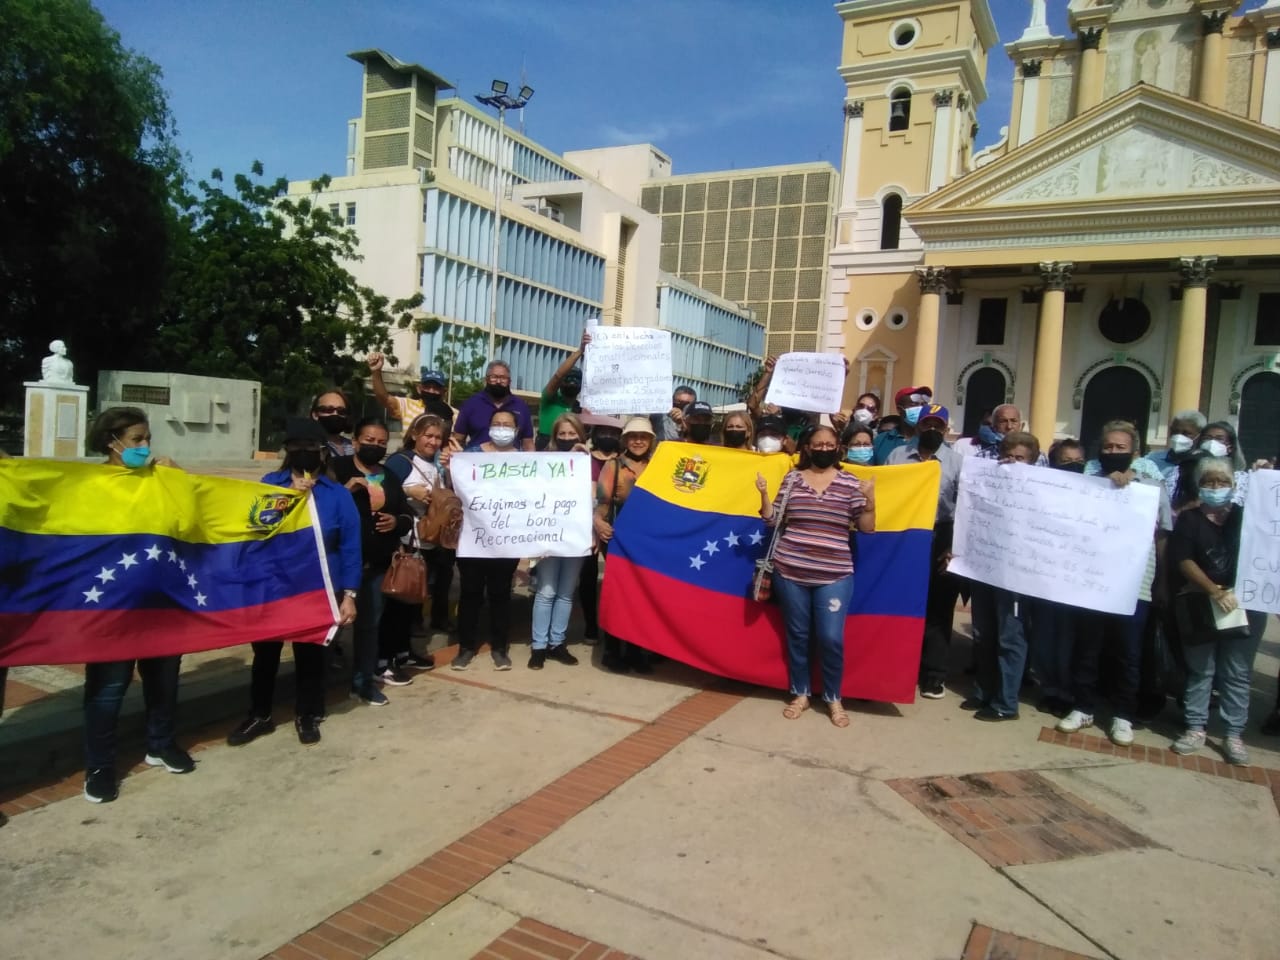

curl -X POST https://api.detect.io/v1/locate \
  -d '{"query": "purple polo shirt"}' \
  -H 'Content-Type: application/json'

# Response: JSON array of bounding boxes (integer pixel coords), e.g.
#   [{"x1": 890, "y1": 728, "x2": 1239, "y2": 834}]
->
[{"x1": 452, "y1": 390, "x2": 535, "y2": 446}]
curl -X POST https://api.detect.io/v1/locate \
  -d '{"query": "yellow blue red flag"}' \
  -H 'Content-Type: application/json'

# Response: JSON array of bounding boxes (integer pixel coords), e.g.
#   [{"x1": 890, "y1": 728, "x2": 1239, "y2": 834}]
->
[
  {"x1": 599, "y1": 443, "x2": 940, "y2": 703},
  {"x1": 0, "y1": 460, "x2": 337, "y2": 666}
]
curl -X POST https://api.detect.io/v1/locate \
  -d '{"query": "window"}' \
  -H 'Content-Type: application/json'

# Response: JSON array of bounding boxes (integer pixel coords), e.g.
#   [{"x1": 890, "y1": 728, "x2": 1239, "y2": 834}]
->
[
  {"x1": 977, "y1": 298, "x2": 1007, "y2": 345},
  {"x1": 329, "y1": 203, "x2": 340, "y2": 222},
  {"x1": 889, "y1": 88, "x2": 911, "y2": 132},
  {"x1": 345, "y1": 203, "x2": 357, "y2": 226},
  {"x1": 880, "y1": 194, "x2": 903, "y2": 250},
  {"x1": 1255, "y1": 292, "x2": 1280, "y2": 346},
  {"x1": 854, "y1": 310, "x2": 878, "y2": 331},
  {"x1": 891, "y1": 19, "x2": 919, "y2": 49},
  {"x1": 886, "y1": 310, "x2": 908, "y2": 330}
]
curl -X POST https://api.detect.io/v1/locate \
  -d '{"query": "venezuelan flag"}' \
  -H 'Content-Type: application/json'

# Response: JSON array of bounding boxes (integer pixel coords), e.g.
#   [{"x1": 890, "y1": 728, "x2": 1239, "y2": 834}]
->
[
  {"x1": 0, "y1": 460, "x2": 337, "y2": 666},
  {"x1": 599, "y1": 443, "x2": 940, "y2": 703}
]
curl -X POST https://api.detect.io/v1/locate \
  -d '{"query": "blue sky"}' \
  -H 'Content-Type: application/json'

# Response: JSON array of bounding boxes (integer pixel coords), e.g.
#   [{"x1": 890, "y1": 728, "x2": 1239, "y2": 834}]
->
[{"x1": 96, "y1": 0, "x2": 1070, "y2": 184}]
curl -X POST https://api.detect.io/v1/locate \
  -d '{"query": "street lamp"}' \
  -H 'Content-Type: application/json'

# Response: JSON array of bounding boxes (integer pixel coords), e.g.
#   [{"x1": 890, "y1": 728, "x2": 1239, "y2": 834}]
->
[{"x1": 475, "y1": 79, "x2": 535, "y2": 362}]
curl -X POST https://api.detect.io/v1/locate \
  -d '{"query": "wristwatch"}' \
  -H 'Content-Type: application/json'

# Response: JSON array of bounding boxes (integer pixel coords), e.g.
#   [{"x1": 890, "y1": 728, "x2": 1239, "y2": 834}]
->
[{"x1": 342, "y1": 590, "x2": 358, "y2": 600}]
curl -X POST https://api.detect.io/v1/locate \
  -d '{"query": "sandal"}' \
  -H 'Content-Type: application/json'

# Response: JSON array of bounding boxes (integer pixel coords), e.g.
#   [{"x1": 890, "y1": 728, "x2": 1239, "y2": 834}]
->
[
  {"x1": 827, "y1": 701, "x2": 850, "y2": 728},
  {"x1": 782, "y1": 695, "x2": 810, "y2": 720}
]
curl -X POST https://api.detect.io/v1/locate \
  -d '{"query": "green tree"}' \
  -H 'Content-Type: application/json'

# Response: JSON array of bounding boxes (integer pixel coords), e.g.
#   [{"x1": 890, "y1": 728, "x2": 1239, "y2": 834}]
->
[
  {"x1": 424, "y1": 323, "x2": 505, "y2": 406},
  {"x1": 150, "y1": 165, "x2": 423, "y2": 446},
  {"x1": 0, "y1": 0, "x2": 181, "y2": 404}
]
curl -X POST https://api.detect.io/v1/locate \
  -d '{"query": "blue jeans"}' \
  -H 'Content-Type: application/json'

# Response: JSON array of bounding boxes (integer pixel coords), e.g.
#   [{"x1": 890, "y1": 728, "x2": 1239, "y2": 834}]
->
[
  {"x1": 1182, "y1": 611, "x2": 1266, "y2": 737},
  {"x1": 971, "y1": 584, "x2": 1027, "y2": 715},
  {"x1": 353, "y1": 570, "x2": 385, "y2": 693},
  {"x1": 773, "y1": 573, "x2": 853, "y2": 703},
  {"x1": 83, "y1": 656, "x2": 181, "y2": 771},
  {"x1": 1070, "y1": 602, "x2": 1150, "y2": 721},
  {"x1": 531, "y1": 555, "x2": 586, "y2": 650}
]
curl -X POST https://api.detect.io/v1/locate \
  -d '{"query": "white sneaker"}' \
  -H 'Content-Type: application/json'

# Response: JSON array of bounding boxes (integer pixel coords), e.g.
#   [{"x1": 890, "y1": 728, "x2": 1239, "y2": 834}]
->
[
  {"x1": 1056, "y1": 709, "x2": 1094, "y2": 733},
  {"x1": 1109, "y1": 718, "x2": 1134, "y2": 746}
]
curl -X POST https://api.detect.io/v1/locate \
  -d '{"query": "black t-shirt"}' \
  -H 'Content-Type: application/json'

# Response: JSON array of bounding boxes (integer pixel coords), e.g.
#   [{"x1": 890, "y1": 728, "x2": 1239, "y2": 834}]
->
[{"x1": 1167, "y1": 507, "x2": 1242, "y2": 591}]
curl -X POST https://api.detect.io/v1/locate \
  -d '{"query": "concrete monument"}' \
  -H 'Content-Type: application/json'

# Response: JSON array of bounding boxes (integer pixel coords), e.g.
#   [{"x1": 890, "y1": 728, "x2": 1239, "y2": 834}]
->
[{"x1": 25, "y1": 337, "x2": 89, "y2": 457}]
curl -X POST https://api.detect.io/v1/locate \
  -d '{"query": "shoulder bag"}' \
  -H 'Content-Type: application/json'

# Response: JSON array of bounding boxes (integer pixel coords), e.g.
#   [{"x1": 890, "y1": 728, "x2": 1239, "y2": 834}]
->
[
  {"x1": 418, "y1": 472, "x2": 464, "y2": 550},
  {"x1": 382, "y1": 547, "x2": 428, "y2": 604},
  {"x1": 751, "y1": 475, "x2": 794, "y2": 603}
]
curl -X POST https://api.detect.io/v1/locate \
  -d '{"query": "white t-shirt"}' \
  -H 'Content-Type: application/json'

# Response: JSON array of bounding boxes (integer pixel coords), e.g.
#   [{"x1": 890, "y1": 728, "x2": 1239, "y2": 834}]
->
[{"x1": 401, "y1": 454, "x2": 440, "y2": 547}]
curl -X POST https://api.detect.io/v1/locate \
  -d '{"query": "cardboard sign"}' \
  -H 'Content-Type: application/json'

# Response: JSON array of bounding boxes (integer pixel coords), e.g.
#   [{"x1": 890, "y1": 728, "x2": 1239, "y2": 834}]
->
[
  {"x1": 763, "y1": 352, "x2": 845, "y2": 413},
  {"x1": 581, "y1": 326, "x2": 673, "y2": 415},
  {"x1": 1236, "y1": 470, "x2": 1280, "y2": 613}
]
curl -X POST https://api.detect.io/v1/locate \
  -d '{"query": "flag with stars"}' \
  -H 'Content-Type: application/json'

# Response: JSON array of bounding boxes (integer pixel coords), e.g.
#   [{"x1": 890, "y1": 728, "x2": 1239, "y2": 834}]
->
[
  {"x1": 599, "y1": 442, "x2": 940, "y2": 703},
  {"x1": 0, "y1": 460, "x2": 338, "y2": 666}
]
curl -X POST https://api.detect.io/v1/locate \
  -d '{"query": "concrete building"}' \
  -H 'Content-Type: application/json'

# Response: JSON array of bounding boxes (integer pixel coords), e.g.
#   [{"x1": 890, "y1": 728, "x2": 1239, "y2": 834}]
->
[{"x1": 829, "y1": 0, "x2": 1280, "y2": 458}]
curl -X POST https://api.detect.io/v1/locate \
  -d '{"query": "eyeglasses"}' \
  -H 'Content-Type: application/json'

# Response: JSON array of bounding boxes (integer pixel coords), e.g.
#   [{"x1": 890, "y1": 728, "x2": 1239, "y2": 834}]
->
[{"x1": 314, "y1": 405, "x2": 347, "y2": 415}]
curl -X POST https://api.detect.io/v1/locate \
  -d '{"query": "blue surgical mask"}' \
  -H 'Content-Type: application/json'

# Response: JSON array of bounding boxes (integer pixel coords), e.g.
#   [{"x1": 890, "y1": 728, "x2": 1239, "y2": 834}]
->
[
  {"x1": 845, "y1": 447, "x2": 874, "y2": 464},
  {"x1": 1199, "y1": 486, "x2": 1232, "y2": 508},
  {"x1": 904, "y1": 406, "x2": 922, "y2": 426},
  {"x1": 121, "y1": 446, "x2": 150, "y2": 469}
]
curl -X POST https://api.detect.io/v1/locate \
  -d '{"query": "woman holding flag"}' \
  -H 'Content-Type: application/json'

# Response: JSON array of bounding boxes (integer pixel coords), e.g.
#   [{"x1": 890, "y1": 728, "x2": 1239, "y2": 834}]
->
[{"x1": 756, "y1": 425, "x2": 875, "y2": 728}]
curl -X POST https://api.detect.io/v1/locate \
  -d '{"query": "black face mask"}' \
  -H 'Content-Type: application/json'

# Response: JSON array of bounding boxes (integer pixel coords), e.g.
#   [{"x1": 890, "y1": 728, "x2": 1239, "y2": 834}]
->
[
  {"x1": 553, "y1": 437, "x2": 578, "y2": 452},
  {"x1": 356, "y1": 444, "x2": 386, "y2": 467},
  {"x1": 485, "y1": 383, "x2": 510, "y2": 400},
  {"x1": 1053, "y1": 461, "x2": 1086, "y2": 474},
  {"x1": 687, "y1": 423, "x2": 712, "y2": 443},
  {"x1": 423, "y1": 398, "x2": 453, "y2": 420},
  {"x1": 723, "y1": 431, "x2": 748, "y2": 448},
  {"x1": 1097, "y1": 452, "x2": 1133, "y2": 474},
  {"x1": 317, "y1": 414, "x2": 347, "y2": 435},
  {"x1": 593, "y1": 435, "x2": 620, "y2": 454},
  {"x1": 809, "y1": 449, "x2": 840, "y2": 469},
  {"x1": 560, "y1": 384, "x2": 580, "y2": 399},
  {"x1": 287, "y1": 450, "x2": 324, "y2": 475},
  {"x1": 917, "y1": 429, "x2": 944, "y2": 454}
]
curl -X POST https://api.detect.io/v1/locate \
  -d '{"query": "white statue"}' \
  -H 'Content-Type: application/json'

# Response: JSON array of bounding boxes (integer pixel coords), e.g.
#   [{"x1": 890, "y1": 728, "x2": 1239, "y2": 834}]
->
[
  {"x1": 1030, "y1": 0, "x2": 1048, "y2": 29},
  {"x1": 40, "y1": 339, "x2": 76, "y2": 385}
]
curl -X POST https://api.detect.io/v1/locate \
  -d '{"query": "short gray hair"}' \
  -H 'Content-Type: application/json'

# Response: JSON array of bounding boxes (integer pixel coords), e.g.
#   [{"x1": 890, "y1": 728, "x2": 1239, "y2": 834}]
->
[
  {"x1": 485, "y1": 360, "x2": 510, "y2": 377},
  {"x1": 1171, "y1": 409, "x2": 1207, "y2": 431},
  {"x1": 1192, "y1": 456, "x2": 1234, "y2": 486}
]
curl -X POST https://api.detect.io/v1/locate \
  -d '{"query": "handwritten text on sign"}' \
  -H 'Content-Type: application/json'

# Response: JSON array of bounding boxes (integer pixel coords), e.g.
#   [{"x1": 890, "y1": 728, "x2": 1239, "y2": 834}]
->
[
  {"x1": 764, "y1": 352, "x2": 846, "y2": 413},
  {"x1": 1235, "y1": 470, "x2": 1280, "y2": 613},
  {"x1": 948, "y1": 458, "x2": 1159, "y2": 615},
  {"x1": 581, "y1": 326, "x2": 673, "y2": 415},
  {"x1": 450, "y1": 452, "x2": 593, "y2": 559}
]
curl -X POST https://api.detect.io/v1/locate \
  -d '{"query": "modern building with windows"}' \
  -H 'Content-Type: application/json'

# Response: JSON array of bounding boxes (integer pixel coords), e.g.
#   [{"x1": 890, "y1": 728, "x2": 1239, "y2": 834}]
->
[
  {"x1": 657, "y1": 272, "x2": 764, "y2": 407},
  {"x1": 829, "y1": 0, "x2": 1280, "y2": 459}
]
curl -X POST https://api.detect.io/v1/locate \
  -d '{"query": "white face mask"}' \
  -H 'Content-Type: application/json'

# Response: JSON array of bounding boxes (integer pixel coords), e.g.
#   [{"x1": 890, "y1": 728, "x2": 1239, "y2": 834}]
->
[
  {"x1": 757, "y1": 436, "x2": 783, "y2": 454},
  {"x1": 1200, "y1": 438, "x2": 1228, "y2": 458},
  {"x1": 1168, "y1": 434, "x2": 1194, "y2": 454},
  {"x1": 853, "y1": 408, "x2": 874, "y2": 425},
  {"x1": 490, "y1": 426, "x2": 517, "y2": 448}
]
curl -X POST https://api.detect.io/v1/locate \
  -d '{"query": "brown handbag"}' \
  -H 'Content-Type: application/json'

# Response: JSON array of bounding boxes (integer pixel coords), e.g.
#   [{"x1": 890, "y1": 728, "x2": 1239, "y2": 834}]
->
[
  {"x1": 418, "y1": 476, "x2": 464, "y2": 550},
  {"x1": 382, "y1": 548, "x2": 428, "y2": 604}
]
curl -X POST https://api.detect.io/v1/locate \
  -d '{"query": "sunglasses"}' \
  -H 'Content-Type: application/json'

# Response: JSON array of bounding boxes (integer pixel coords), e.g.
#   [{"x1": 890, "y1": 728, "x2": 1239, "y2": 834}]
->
[{"x1": 315, "y1": 405, "x2": 347, "y2": 415}]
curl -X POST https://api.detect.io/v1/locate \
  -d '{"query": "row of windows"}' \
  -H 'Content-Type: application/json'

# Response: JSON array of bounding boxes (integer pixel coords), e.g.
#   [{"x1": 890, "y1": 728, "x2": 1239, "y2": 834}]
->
[
  {"x1": 451, "y1": 111, "x2": 577, "y2": 187},
  {"x1": 672, "y1": 236, "x2": 829, "y2": 273},
  {"x1": 328, "y1": 202, "x2": 357, "y2": 226},
  {"x1": 668, "y1": 331, "x2": 761, "y2": 408},
  {"x1": 639, "y1": 171, "x2": 834, "y2": 215},
  {"x1": 497, "y1": 277, "x2": 601, "y2": 346},
  {"x1": 660, "y1": 205, "x2": 831, "y2": 244},
  {"x1": 657, "y1": 287, "x2": 764, "y2": 355}
]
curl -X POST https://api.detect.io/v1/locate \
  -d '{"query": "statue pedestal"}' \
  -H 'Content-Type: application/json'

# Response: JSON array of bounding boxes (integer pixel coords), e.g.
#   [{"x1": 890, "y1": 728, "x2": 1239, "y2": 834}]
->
[{"x1": 24, "y1": 381, "x2": 90, "y2": 458}]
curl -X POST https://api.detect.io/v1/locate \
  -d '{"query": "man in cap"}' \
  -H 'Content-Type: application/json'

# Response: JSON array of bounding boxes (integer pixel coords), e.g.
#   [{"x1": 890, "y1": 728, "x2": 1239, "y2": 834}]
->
[
  {"x1": 682, "y1": 401, "x2": 716, "y2": 444},
  {"x1": 873, "y1": 385, "x2": 932, "y2": 464},
  {"x1": 537, "y1": 328, "x2": 590, "y2": 449},
  {"x1": 754, "y1": 413, "x2": 789, "y2": 454},
  {"x1": 368, "y1": 353, "x2": 456, "y2": 428},
  {"x1": 652, "y1": 385, "x2": 698, "y2": 443},
  {"x1": 887, "y1": 403, "x2": 962, "y2": 699}
]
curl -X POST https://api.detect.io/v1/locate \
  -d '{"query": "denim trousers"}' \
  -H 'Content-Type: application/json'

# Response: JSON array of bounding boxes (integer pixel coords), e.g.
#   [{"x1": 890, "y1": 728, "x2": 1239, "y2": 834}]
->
[
  {"x1": 353, "y1": 570, "x2": 385, "y2": 692},
  {"x1": 971, "y1": 584, "x2": 1027, "y2": 715},
  {"x1": 457, "y1": 557, "x2": 519, "y2": 655},
  {"x1": 1069, "y1": 602, "x2": 1150, "y2": 721},
  {"x1": 1027, "y1": 598, "x2": 1081, "y2": 701},
  {"x1": 773, "y1": 573, "x2": 854, "y2": 703},
  {"x1": 531, "y1": 555, "x2": 586, "y2": 650},
  {"x1": 1182, "y1": 610, "x2": 1266, "y2": 737},
  {"x1": 83, "y1": 656, "x2": 181, "y2": 771}
]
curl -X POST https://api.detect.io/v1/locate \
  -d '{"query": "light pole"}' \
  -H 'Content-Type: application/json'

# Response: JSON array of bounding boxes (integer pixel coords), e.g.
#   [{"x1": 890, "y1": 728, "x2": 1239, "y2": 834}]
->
[{"x1": 475, "y1": 79, "x2": 534, "y2": 362}]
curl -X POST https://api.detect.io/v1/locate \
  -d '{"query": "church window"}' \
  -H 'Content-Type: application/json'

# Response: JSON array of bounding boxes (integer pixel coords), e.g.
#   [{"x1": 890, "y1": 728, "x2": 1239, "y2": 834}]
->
[
  {"x1": 889, "y1": 88, "x2": 911, "y2": 132},
  {"x1": 880, "y1": 194, "x2": 903, "y2": 250}
]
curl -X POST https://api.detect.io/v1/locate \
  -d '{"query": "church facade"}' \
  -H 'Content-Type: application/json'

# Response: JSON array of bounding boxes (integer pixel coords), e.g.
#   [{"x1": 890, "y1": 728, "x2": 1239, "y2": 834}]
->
[{"x1": 827, "y1": 0, "x2": 1280, "y2": 458}]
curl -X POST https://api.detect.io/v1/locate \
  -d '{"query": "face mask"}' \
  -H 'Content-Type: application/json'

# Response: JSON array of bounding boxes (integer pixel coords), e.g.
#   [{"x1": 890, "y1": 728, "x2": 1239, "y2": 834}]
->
[
  {"x1": 593, "y1": 435, "x2": 620, "y2": 454},
  {"x1": 723, "y1": 430, "x2": 748, "y2": 448},
  {"x1": 687, "y1": 423, "x2": 712, "y2": 443},
  {"x1": 490, "y1": 426, "x2": 517, "y2": 447},
  {"x1": 1199, "y1": 486, "x2": 1232, "y2": 508},
  {"x1": 355, "y1": 444, "x2": 386, "y2": 466},
  {"x1": 560, "y1": 384, "x2": 580, "y2": 399},
  {"x1": 808, "y1": 449, "x2": 840, "y2": 469},
  {"x1": 757, "y1": 436, "x2": 783, "y2": 454},
  {"x1": 917, "y1": 429, "x2": 944, "y2": 454},
  {"x1": 423, "y1": 399, "x2": 453, "y2": 419},
  {"x1": 485, "y1": 383, "x2": 511, "y2": 400},
  {"x1": 845, "y1": 447, "x2": 874, "y2": 464},
  {"x1": 1097, "y1": 452, "x2": 1133, "y2": 474},
  {"x1": 1200, "y1": 439, "x2": 1228, "y2": 458},
  {"x1": 120, "y1": 446, "x2": 150, "y2": 469},
  {"x1": 853, "y1": 408, "x2": 874, "y2": 425},
  {"x1": 903, "y1": 406, "x2": 922, "y2": 426},
  {"x1": 1168, "y1": 434, "x2": 1194, "y2": 455},
  {"x1": 287, "y1": 450, "x2": 324, "y2": 475},
  {"x1": 553, "y1": 437, "x2": 578, "y2": 452},
  {"x1": 978, "y1": 424, "x2": 1003, "y2": 447},
  {"x1": 317, "y1": 414, "x2": 347, "y2": 435},
  {"x1": 1053, "y1": 460, "x2": 1086, "y2": 474}
]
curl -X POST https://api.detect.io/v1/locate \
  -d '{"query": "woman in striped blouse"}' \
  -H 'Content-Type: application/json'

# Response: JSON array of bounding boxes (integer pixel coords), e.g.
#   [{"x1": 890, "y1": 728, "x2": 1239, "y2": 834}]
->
[{"x1": 756, "y1": 425, "x2": 876, "y2": 727}]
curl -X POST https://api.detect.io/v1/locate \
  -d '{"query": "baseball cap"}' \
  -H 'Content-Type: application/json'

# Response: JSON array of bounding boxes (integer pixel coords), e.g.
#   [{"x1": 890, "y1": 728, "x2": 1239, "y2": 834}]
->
[
  {"x1": 917, "y1": 403, "x2": 950, "y2": 427},
  {"x1": 621, "y1": 417, "x2": 656, "y2": 437},
  {"x1": 756, "y1": 414, "x2": 787, "y2": 436},
  {"x1": 894, "y1": 385, "x2": 933, "y2": 407},
  {"x1": 686, "y1": 401, "x2": 714, "y2": 418},
  {"x1": 419, "y1": 368, "x2": 446, "y2": 386}
]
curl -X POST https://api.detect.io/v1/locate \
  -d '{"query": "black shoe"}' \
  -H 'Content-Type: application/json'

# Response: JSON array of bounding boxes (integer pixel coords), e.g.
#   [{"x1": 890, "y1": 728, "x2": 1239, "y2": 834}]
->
[
  {"x1": 1037, "y1": 695, "x2": 1071, "y2": 718},
  {"x1": 398, "y1": 652, "x2": 436, "y2": 671},
  {"x1": 144, "y1": 743, "x2": 195, "y2": 774},
  {"x1": 547, "y1": 645, "x2": 579, "y2": 666},
  {"x1": 959, "y1": 697, "x2": 985, "y2": 711},
  {"x1": 377, "y1": 664, "x2": 414, "y2": 687},
  {"x1": 581, "y1": 627, "x2": 599, "y2": 646},
  {"x1": 919, "y1": 680, "x2": 945, "y2": 700},
  {"x1": 451, "y1": 649, "x2": 475, "y2": 670},
  {"x1": 1261, "y1": 710, "x2": 1280, "y2": 736},
  {"x1": 528, "y1": 649, "x2": 546, "y2": 670},
  {"x1": 974, "y1": 707, "x2": 1018, "y2": 722},
  {"x1": 227, "y1": 715, "x2": 275, "y2": 747},
  {"x1": 492, "y1": 650, "x2": 513, "y2": 671},
  {"x1": 84, "y1": 767, "x2": 118, "y2": 804},
  {"x1": 602, "y1": 653, "x2": 631, "y2": 674},
  {"x1": 295, "y1": 715, "x2": 321, "y2": 746}
]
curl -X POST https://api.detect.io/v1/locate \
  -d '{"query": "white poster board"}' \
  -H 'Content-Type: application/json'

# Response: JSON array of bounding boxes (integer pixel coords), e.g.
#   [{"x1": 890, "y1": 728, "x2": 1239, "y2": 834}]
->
[
  {"x1": 763, "y1": 352, "x2": 846, "y2": 413},
  {"x1": 450, "y1": 452, "x2": 593, "y2": 559},
  {"x1": 581, "y1": 327, "x2": 673, "y2": 415},
  {"x1": 949, "y1": 457, "x2": 1160, "y2": 615},
  {"x1": 1235, "y1": 469, "x2": 1280, "y2": 612}
]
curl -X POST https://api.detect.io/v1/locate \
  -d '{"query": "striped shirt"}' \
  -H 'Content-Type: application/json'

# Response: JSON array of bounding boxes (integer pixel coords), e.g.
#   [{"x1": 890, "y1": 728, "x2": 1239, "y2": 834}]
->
[{"x1": 769, "y1": 470, "x2": 867, "y2": 586}]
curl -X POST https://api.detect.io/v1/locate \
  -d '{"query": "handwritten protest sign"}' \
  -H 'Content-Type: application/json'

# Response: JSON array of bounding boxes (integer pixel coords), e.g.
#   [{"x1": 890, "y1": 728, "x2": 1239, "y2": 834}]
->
[
  {"x1": 949, "y1": 457, "x2": 1159, "y2": 615},
  {"x1": 1235, "y1": 469, "x2": 1280, "y2": 613},
  {"x1": 450, "y1": 452, "x2": 593, "y2": 559},
  {"x1": 764, "y1": 352, "x2": 846, "y2": 413},
  {"x1": 581, "y1": 327, "x2": 673, "y2": 414}
]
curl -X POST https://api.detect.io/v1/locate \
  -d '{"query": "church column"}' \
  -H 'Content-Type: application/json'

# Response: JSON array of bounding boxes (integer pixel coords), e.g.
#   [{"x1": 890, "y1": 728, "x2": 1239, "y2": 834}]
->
[
  {"x1": 1198, "y1": 9, "x2": 1230, "y2": 109},
  {"x1": 913, "y1": 267, "x2": 949, "y2": 388},
  {"x1": 1016, "y1": 60, "x2": 1043, "y2": 147},
  {"x1": 1075, "y1": 28, "x2": 1104, "y2": 114},
  {"x1": 1171, "y1": 256, "x2": 1217, "y2": 414},
  {"x1": 928, "y1": 90, "x2": 954, "y2": 191},
  {"x1": 836, "y1": 100, "x2": 864, "y2": 247},
  {"x1": 1029, "y1": 261, "x2": 1074, "y2": 444},
  {"x1": 1258, "y1": 18, "x2": 1280, "y2": 128}
]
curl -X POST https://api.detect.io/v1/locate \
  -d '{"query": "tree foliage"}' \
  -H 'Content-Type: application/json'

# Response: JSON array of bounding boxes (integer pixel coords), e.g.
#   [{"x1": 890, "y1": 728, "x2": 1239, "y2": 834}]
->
[
  {"x1": 737, "y1": 363, "x2": 766, "y2": 404},
  {"x1": 0, "y1": 0, "x2": 180, "y2": 403}
]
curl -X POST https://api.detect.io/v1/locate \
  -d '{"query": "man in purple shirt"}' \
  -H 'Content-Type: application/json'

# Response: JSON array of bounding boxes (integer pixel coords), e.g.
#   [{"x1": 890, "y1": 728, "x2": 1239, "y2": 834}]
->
[{"x1": 450, "y1": 360, "x2": 536, "y2": 451}]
